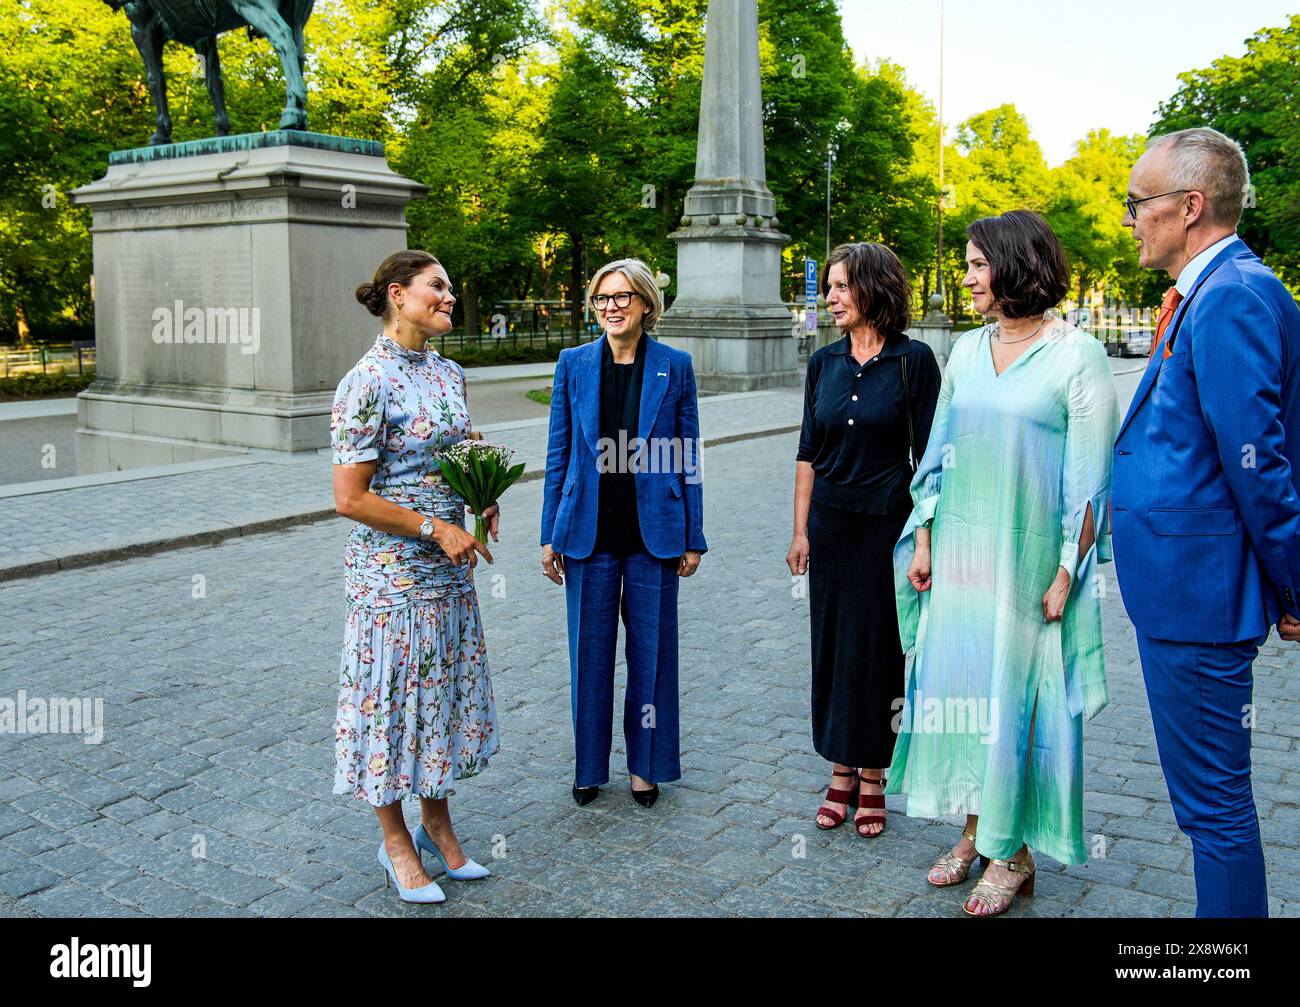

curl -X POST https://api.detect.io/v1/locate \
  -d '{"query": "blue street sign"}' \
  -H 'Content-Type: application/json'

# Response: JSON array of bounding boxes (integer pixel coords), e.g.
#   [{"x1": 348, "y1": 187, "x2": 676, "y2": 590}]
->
[{"x1": 805, "y1": 259, "x2": 818, "y2": 333}]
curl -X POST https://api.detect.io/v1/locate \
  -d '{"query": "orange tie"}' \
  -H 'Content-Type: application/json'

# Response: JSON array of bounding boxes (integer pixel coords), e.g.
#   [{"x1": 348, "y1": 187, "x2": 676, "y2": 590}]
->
[{"x1": 1150, "y1": 286, "x2": 1183, "y2": 360}]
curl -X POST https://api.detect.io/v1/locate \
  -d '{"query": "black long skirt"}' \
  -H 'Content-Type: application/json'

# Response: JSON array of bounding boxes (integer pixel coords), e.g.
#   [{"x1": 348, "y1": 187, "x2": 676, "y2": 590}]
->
[{"x1": 807, "y1": 494, "x2": 910, "y2": 769}]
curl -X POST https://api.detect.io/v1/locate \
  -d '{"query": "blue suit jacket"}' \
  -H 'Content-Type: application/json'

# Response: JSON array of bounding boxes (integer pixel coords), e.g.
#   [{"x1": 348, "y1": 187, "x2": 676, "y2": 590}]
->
[
  {"x1": 540, "y1": 335, "x2": 707, "y2": 560},
  {"x1": 1112, "y1": 238, "x2": 1300, "y2": 643}
]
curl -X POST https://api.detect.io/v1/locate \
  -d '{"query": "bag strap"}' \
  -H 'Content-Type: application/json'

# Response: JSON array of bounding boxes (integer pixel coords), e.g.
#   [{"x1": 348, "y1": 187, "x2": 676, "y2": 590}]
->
[{"x1": 900, "y1": 352, "x2": 917, "y2": 472}]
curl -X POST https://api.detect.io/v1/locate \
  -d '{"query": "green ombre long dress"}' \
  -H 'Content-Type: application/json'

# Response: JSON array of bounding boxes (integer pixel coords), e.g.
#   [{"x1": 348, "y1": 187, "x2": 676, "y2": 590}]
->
[{"x1": 888, "y1": 320, "x2": 1119, "y2": 865}]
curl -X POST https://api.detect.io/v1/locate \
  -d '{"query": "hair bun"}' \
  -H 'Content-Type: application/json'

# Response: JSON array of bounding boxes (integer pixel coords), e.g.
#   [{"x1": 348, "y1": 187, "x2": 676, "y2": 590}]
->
[{"x1": 355, "y1": 282, "x2": 387, "y2": 317}]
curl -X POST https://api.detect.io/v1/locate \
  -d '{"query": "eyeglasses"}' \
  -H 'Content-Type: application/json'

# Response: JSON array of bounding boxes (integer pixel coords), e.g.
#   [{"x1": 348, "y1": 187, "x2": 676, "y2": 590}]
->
[
  {"x1": 1123, "y1": 190, "x2": 1190, "y2": 219},
  {"x1": 589, "y1": 291, "x2": 641, "y2": 311}
]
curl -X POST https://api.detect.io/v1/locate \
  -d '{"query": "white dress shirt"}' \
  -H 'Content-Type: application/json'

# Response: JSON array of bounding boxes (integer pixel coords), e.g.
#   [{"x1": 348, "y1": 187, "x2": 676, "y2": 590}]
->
[{"x1": 1175, "y1": 233, "x2": 1239, "y2": 296}]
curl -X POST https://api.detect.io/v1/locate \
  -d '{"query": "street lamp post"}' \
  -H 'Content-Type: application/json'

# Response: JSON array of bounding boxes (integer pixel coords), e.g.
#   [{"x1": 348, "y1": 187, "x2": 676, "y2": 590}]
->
[
  {"x1": 825, "y1": 141, "x2": 834, "y2": 264},
  {"x1": 933, "y1": 0, "x2": 946, "y2": 316}
]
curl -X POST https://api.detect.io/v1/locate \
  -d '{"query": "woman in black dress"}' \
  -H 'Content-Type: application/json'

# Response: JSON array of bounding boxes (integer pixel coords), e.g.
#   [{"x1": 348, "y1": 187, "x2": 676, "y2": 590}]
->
[{"x1": 786, "y1": 242, "x2": 940, "y2": 837}]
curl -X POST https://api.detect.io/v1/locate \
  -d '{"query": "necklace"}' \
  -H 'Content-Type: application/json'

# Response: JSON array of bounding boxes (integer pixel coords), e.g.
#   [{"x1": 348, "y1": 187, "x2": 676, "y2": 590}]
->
[{"x1": 991, "y1": 316, "x2": 1048, "y2": 344}]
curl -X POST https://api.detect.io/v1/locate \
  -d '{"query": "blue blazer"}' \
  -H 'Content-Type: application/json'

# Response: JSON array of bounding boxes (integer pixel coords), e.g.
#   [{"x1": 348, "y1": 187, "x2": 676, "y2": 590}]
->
[
  {"x1": 540, "y1": 335, "x2": 707, "y2": 560},
  {"x1": 1112, "y1": 238, "x2": 1300, "y2": 643}
]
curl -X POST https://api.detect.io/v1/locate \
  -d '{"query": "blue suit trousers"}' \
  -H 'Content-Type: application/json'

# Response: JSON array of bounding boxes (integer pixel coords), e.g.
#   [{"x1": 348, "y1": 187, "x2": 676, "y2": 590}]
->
[
  {"x1": 564, "y1": 550, "x2": 682, "y2": 788},
  {"x1": 1134, "y1": 628, "x2": 1269, "y2": 917}
]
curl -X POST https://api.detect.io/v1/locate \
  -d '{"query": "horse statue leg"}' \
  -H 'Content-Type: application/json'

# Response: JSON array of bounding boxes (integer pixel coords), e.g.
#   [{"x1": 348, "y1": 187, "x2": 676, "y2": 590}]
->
[
  {"x1": 229, "y1": 0, "x2": 307, "y2": 131},
  {"x1": 126, "y1": 6, "x2": 172, "y2": 144},
  {"x1": 194, "y1": 36, "x2": 231, "y2": 137}
]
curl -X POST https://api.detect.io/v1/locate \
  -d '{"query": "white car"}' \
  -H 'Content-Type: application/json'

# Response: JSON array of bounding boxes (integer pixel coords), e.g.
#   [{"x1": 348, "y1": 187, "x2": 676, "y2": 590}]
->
[{"x1": 1120, "y1": 330, "x2": 1154, "y2": 358}]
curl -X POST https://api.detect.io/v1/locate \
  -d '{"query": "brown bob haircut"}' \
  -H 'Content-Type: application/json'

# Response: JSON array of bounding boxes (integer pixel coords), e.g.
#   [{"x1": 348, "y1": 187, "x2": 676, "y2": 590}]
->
[
  {"x1": 821, "y1": 242, "x2": 912, "y2": 337},
  {"x1": 966, "y1": 210, "x2": 1069, "y2": 319}
]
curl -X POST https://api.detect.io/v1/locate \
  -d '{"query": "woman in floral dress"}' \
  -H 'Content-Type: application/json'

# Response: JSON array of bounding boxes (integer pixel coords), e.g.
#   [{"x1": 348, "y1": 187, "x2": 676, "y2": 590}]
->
[{"x1": 331, "y1": 250, "x2": 499, "y2": 903}]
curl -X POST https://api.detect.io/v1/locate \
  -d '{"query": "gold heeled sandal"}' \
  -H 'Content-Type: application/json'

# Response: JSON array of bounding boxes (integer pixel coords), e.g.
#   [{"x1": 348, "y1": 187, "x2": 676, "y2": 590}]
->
[
  {"x1": 962, "y1": 850, "x2": 1035, "y2": 917},
  {"x1": 927, "y1": 828, "x2": 988, "y2": 887}
]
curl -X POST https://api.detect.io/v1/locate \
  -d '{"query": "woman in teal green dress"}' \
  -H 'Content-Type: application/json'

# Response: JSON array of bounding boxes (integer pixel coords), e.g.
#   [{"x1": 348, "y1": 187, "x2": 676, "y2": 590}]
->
[{"x1": 890, "y1": 210, "x2": 1120, "y2": 916}]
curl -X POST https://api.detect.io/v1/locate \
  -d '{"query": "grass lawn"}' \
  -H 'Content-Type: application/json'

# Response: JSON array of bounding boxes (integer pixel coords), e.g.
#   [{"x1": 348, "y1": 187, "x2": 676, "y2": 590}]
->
[{"x1": 526, "y1": 387, "x2": 552, "y2": 406}]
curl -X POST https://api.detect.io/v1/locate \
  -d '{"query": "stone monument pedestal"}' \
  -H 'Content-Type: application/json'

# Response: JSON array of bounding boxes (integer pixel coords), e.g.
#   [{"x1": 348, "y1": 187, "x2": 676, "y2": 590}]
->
[
  {"x1": 907, "y1": 309, "x2": 955, "y2": 368},
  {"x1": 70, "y1": 131, "x2": 427, "y2": 473},
  {"x1": 656, "y1": 223, "x2": 798, "y2": 392}
]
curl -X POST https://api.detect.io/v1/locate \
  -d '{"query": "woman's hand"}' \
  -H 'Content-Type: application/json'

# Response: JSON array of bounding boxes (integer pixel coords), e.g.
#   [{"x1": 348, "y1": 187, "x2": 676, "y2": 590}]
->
[
  {"x1": 678, "y1": 551, "x2": 702, "y2": 577},
  {"x1": 1042, "y1": 567, "x2": 1071, "y2": 622},
  {"x1": 541, "y1": 544, "x2": 565, "y2": 585},
  {"x1": 469, "y1": 502, "x2": 500, "y2": 542},
  {"x1": 786, "y1": 532, "x2": 809, "y2": 576},
  {"x1": 434, "y1": 520, "x2": 493, "y2": 567},
  {"x1": 907, "y1": 544, "x2": 932, "y2": 592}
]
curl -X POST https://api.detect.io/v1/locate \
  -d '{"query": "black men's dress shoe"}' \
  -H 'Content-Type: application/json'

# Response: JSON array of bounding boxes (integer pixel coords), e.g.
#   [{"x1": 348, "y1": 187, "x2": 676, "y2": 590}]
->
[
  {"x1": 572, "y1": 785, "x2": 599, "y2": 806},
  {"x1": 630, "y1": 783, "x2": 659, "y2": 808}
]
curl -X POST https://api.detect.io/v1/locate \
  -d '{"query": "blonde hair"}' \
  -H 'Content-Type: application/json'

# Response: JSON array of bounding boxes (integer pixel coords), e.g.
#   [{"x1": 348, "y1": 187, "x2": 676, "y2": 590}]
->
[{"x1": 585, "y1": 258, "x2": 663, "y2": 333}]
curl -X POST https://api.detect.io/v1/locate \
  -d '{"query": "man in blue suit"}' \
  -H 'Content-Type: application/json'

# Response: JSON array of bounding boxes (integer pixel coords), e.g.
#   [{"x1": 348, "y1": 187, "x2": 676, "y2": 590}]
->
[{"x1": 1112, "y1": 127, "x2": 1300, "y2": 917}]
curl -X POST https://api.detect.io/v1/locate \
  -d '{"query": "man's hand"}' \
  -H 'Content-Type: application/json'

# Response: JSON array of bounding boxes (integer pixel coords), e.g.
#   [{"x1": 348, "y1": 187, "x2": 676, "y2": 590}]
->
[
  {"x1": 678, "y1": 551, "x2": 702, "y2": 577},
  {"x1": 1278, "y1": 613, "x2": 1300, "y2": 643}
]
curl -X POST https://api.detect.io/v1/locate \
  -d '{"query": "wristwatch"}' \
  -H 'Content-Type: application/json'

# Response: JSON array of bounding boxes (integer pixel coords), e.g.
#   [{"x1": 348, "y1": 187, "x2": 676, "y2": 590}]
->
[{"x1": 418, "y1": 516, "x2": 435, "y2": 541}]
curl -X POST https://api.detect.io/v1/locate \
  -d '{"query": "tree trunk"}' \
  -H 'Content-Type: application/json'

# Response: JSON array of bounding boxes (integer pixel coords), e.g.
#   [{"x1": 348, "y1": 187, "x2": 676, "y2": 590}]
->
[
  {"x1": 462, "y1": 279, "x2": 479, "y2": 339},
  {"x1": 15, "y1": 302, "x2": 31, "y2": 347}
]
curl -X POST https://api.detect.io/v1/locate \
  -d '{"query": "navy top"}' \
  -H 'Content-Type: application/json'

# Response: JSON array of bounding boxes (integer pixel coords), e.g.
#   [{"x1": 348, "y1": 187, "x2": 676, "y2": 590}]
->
[
  {"x1": 797, "y1": 333, "x2": 941, "y2": 514},
  {"x1": 595, "y1": 334, "x2": 647, "y2": 553}
]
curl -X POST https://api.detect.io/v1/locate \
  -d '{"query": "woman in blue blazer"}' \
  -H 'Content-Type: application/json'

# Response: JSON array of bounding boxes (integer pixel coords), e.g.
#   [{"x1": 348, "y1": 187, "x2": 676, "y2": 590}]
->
[{"x1": 540, "y1": 258, "x2": 707, "y2": 807}]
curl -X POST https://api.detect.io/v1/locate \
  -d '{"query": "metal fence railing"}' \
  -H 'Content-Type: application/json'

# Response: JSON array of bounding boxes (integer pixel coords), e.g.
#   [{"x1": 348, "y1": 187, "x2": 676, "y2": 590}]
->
[
  {"x1": 430, "y1": 326, "x2": 600, "y2": 358},
  {"x1": 0, "y1": 342, "x2": 96, "y2": 378}
]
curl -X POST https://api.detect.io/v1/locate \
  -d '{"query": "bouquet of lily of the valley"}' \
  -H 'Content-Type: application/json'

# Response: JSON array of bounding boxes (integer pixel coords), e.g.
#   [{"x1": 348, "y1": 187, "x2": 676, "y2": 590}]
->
[{"x1": 437, "y1": 439, "x2": 526, "y2": 543}]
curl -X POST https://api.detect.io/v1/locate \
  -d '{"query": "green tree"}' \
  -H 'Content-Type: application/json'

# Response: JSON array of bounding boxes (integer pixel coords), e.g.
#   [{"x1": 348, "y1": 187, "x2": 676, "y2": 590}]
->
[
  {"x1": 1047, "y1": 129, "x2": 1147, "y2": 308},
  {"x1": 941, "y1": 104, "x2": 1052, "y2": 315},
  {"x1": 1152, "y1": 14, "x2": 1300, "y2": 288}
]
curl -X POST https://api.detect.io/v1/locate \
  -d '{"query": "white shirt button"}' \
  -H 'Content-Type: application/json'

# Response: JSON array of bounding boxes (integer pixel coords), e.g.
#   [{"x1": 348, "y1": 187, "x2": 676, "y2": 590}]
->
[
  {"x1": 852, "y1": 395, "x2": 858, "y2": 401},
  {"x1": 847, "y1": 418, "x2": 854, "y2": 425}
]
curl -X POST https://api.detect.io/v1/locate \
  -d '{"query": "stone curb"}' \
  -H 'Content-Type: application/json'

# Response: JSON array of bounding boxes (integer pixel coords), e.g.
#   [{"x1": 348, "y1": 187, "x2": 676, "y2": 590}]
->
[{"x1": 0, "y1": 424, "x2": 800, "y2": 583}]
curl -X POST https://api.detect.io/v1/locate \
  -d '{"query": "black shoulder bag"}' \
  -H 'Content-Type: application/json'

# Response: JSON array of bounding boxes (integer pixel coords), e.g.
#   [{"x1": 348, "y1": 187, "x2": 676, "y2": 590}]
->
[{"x1": 899, "y1": 354, "x2": 917, "y2": 473}]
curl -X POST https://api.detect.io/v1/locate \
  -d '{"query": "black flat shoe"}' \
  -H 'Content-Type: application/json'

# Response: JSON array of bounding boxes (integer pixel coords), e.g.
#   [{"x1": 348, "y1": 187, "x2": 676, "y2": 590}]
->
[
  {"x1": 572, "y1": 785, "x2": 599, "y2": 806},
  {"x1": 630, "y1": 783, "x2": 659, "y2": 808}
]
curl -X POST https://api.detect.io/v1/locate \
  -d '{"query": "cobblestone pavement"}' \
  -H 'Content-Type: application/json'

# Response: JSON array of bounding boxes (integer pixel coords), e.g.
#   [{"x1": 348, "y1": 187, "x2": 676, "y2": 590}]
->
[
  {"x1": 0, "y1": 389, "x2": 802, "y2": 580},
  {"x1": 0, "y1": 414, "x2": 77, "y2": 487},
  {"x1": 2, "y1": 428, "x2": 1297, "y2": 918}
]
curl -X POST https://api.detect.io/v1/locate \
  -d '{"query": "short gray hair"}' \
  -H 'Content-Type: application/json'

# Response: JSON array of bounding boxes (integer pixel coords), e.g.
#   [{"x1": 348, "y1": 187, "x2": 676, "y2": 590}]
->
[
  {"x1": 585, "y1": 258, "x2": 664, "y2": 332},
  {"x1": 1146, "y1": 127, "x2": 1250, "y2": 228}
]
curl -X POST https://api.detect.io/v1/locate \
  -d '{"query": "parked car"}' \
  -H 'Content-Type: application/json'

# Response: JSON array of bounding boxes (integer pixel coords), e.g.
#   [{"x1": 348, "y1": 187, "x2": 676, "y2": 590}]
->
[{"x1": 1120, "y1": 329, "x2": 1154, "y2": 357}]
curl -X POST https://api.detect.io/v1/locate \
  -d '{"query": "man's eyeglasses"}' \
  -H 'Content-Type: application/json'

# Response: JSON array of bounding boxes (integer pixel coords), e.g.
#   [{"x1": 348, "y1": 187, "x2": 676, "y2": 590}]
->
[
  {"x1": 589, "y1": 291, "x2": 641, "y2": 311},
  {"x1": 1124, "y1": 190, "x2": 1190, "y2": 219}
]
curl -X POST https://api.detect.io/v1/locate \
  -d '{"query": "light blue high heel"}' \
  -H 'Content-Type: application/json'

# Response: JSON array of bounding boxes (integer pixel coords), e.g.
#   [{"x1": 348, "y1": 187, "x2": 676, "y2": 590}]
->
[
  {"x1": 378, "y1": 842, "x2": 446, "y2": 903},
  {"x1": 413, "y1": 823, "x2": 491, "y2": 880}
]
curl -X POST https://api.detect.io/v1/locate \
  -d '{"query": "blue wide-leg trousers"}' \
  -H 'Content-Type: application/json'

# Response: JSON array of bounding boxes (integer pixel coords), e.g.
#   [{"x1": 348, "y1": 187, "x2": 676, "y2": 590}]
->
[{"x1": 564, "y1": 550, "x2": 682, "y2": 788}]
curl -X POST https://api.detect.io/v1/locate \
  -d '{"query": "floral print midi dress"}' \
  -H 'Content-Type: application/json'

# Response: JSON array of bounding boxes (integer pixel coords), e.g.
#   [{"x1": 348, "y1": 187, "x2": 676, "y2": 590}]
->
[{"x1": 330, "y1": 333, "x2": 499, "y2": 807}]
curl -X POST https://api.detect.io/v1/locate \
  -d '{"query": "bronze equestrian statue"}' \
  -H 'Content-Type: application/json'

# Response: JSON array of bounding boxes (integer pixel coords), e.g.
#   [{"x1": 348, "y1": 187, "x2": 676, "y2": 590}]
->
[{"x1": 105, "y1": 1, "x2": 316, "y2": 145}]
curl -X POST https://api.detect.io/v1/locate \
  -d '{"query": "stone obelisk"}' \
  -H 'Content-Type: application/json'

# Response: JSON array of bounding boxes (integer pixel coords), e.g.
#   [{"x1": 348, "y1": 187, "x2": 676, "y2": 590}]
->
[{"x1": 656, "y1": 0, "x2": 797, "y2": 391}]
